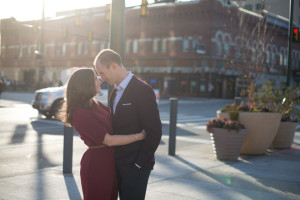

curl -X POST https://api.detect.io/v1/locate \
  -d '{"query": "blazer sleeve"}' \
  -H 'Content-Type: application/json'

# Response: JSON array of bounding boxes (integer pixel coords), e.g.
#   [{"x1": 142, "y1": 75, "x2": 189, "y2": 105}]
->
[
  {"x1": 72, "y1": 108, "x2": 109, "y2": 146},
  {"x1": 135, "y1": 84, "x2": 162, "y2": 167}
]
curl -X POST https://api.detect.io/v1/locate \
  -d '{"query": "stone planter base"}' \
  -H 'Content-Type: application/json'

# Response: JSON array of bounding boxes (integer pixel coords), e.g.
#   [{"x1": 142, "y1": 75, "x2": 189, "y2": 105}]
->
[
  {"x1": 271, "y1": 122, "x2": 298, "y2": 149},
  {"x1": 239, "y1": 112, "x2": 281, "y2": 155},
  {"x1": 210, "y1": 128, "x2": 246, "y2": 161}
]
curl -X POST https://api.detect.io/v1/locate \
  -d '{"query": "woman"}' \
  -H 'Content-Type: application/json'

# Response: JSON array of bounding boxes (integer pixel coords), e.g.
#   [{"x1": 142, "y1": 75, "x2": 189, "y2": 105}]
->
[{"x1": 59, "y1": 68, "x2": 146, "y2": 200}]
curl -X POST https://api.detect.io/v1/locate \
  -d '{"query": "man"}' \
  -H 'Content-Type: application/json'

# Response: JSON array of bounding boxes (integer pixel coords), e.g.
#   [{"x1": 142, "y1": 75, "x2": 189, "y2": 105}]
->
[{"x1": 94, "y1": 49, "x2": 162, "y2": 200}]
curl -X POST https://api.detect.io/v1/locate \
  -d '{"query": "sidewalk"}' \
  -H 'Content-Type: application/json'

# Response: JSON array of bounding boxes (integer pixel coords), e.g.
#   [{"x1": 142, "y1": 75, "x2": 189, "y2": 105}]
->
[{"x1": 0, "y1": 139, "x2": 299, "y2": 200}]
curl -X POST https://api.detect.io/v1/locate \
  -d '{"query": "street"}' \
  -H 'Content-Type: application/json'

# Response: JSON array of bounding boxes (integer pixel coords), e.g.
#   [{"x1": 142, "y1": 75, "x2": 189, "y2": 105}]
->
[{"x1": 0, "y1": 92, "x2": 241, "y2": 178}]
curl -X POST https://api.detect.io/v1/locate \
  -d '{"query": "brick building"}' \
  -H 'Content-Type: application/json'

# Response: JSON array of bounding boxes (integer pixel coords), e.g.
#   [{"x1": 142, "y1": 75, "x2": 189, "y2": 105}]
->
[{"x1": 0, "y1": 0, "x2": 299, "y2": 98}]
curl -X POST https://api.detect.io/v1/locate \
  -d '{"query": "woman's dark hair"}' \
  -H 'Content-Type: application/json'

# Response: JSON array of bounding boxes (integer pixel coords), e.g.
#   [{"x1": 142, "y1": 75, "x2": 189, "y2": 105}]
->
[{"x1": 59, "y1": 68, "x2": 97, "y2": 126}]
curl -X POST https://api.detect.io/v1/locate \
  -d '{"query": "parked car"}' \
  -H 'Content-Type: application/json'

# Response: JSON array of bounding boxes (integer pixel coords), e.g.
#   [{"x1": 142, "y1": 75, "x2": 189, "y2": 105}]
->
[
  {"x1": 32, "y1": 83, "x2": 158, "y2": 119},
  {"x1": 32, "y1": 85, "x2": 108, "y2": 119}
]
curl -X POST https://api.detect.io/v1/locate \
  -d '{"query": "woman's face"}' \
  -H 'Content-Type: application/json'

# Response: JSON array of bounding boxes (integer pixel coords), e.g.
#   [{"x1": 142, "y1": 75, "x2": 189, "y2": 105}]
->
[{"x1": 94, "y1": 73, "x2": 102, "y2": 94}]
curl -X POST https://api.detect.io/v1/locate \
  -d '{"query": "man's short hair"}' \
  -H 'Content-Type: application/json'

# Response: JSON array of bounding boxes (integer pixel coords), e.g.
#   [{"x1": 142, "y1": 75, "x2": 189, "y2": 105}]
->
[{"x1": 93, "y1": 49, "x2": 122, "y2": 67}]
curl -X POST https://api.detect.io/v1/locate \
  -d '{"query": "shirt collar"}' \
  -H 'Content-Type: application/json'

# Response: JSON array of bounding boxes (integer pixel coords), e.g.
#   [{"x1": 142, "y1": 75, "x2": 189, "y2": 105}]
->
[{"x1": 114, "y1": 72, "x2": 133, "y2": 91}]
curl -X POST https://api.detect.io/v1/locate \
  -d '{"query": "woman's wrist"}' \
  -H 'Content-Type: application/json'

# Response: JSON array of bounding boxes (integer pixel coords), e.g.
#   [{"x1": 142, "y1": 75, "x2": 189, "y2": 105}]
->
[{"x1": 134, "y1": 134, "x2": 138, "y2": 141}]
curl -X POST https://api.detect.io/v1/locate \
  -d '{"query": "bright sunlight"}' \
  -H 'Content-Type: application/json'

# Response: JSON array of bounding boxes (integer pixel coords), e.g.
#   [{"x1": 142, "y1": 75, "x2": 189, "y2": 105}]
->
[{"x1": 0, "y1": 0, "x2": 150, "y2": 21}]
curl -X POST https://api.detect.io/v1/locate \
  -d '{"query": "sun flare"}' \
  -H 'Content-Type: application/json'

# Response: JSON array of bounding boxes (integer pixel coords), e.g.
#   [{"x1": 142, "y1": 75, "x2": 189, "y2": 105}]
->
[{"x1": 0, "y1": 0, "x2": 146, "y2": 21}]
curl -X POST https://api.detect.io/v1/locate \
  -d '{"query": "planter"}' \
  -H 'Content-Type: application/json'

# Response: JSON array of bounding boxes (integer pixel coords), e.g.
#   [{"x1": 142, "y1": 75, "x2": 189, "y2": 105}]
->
[
  {"x1": 210, "y1": 128, "x2": 247, "y2": 161},
  {"x1": 271, "y1": 122, "x2": 298, "y2": 149},
  {"x1": 238, "y1": 112, "x2": 281, "y2": 155}
]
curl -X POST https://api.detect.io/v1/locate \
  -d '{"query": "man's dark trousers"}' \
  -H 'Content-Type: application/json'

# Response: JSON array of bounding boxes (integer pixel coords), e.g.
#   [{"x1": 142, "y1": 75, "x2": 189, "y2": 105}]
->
[{"x1": 118, "y1": 166, "x2": 151, "y2": 200}]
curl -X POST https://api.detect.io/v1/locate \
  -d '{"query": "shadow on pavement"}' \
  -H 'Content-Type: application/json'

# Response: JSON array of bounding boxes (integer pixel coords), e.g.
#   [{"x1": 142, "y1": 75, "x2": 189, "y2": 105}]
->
[
  {"x1": 64, "y1": 174, "x2": 82, "y2": 200},
  {"x1": 173, "y1": 154, "x2": 297, "y2": 200},
  {"x1": 10, "y1": 124, "x2": 27, "y2": 144}
]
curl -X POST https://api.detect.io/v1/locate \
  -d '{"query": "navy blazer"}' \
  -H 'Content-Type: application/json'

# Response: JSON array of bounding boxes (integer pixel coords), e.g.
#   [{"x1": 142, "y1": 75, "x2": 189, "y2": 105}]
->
[{"x1": 109, "y1": 75, "x2": 162, "y2": 176}]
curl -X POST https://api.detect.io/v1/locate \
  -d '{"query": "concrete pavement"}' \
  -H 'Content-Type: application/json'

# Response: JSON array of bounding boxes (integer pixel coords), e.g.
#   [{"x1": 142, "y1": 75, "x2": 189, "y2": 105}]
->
[
  {"x1": 0, "y1": 92, "x2": 300, "y2": 199},
  {"x1": 0, "y1": 140, "x2": 299, "y2": 200}
]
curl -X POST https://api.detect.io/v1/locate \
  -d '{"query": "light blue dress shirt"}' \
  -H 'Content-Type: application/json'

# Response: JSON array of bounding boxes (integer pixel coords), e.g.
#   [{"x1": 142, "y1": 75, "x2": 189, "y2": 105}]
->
[{"x1": 113, "y1": 72, "x2": 133, "y2": 114}]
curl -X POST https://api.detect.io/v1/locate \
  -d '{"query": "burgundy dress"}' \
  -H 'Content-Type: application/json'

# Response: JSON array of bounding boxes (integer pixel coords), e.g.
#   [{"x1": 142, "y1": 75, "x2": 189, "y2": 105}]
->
[{"x1": 72, "y1": 101, "x2": 118, "y2": 200}]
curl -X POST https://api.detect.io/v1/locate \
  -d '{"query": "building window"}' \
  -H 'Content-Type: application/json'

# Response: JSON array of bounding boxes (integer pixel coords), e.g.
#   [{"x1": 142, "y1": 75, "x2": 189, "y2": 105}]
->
[
  {"x1": 280, "y1": 50, "x2": 284, "y2": 66},
  {"x1": 161, "y1": 38, "x2": 167, "y2": 53},
  {"x1": 62, "y1": 43, "x2": 67, "y2": 56},
  {"x1": 77, "y1": 43, "x2": 82, "y2": 55},
  {"x1": 18, "y1": 45, "x2": 23, "y2": 58},
  {"x1": 126, "y1": 39, "x2": 132, "y2": 54},
  {"x1": 182, "y1": 36, "x2": 189, "y2": 52},
  {"x1": 266, "y1": 47, "x2": 271, "y2": 64},
  {"x1": 55, "y1": 44, "x2": 61, "y2": 56},
  {"x1": 192, "y1": 36, "x2": 198, "y2": 52},
  {"x1": 27, "y1": 46, "x2": 31, "y2": 57},
  {"x1": 152, "y1": 38, "x2": 160, "y2": 53},
  {"x1": 256, "y1": 3, "x2": 264, "y2": 11},
  {"x1": 83, "y1": 43, "x2": 88, "y2": 55},
  {"x1": 223, "y1": 36, "x2": 230, "y2": 56},
  {"x1": 196, "y1": 44, "x2": 206, "y2": 54},
  {"x1": 216, "y1": 35, "x2": 223, "y2": 56},
  {"x1": 22, "y1": 46, "x2": 28, "y2": 57},
  {"x1": 271, "y1": 47, "x2": 277, "y2": 64},
  {"x1": 169, "y1": 39, "x2": 176, "y2": 53},
  {"x1": 244, "y1": 4, "x2": 253, "y2": 11},
  {"x1": 132, "y1": 39, "x2": 138, "y2": 54},
  {"x1": 99, "y1": 41, "x2": 106, "y2": 51},
  {"x1": 284, "y1": 51, "x2": 288, "y2": 66}
]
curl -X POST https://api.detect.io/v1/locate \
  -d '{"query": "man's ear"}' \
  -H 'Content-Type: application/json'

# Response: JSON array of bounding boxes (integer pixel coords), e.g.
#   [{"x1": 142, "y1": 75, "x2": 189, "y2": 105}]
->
[{"x1": 111, "y1": 62, "x2": 117, "y2": 70}]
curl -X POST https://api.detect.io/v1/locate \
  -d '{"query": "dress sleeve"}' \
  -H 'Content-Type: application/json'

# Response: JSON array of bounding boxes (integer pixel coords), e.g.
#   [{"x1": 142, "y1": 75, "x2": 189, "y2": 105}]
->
[{"x1": 72, "y1": 108, "x2": 110, "y2": 146}]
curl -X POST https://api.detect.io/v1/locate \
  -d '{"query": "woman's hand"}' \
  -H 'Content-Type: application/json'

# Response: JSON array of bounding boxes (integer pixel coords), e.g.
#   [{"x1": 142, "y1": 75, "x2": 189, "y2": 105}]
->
[{"x1": 136, "y1": 129, "x2": 147, "y2": 141}]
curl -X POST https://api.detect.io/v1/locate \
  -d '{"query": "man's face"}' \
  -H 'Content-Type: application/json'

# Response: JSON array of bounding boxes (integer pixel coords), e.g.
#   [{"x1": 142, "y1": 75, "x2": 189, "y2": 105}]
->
[{"x1": 95, "y1": 63, "x2": 115, "y2": 86}]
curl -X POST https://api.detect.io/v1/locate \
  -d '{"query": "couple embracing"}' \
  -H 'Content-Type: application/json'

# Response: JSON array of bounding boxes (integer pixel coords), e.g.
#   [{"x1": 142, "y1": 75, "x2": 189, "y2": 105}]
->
[{"x1": 60, "y1": 49, "x2": 162, "y2": 200}]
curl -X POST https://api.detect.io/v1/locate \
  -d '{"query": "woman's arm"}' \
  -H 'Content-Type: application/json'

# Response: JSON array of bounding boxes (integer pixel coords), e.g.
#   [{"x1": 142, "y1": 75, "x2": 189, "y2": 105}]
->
[{"x1": 102, "y1": 130, "x2": 146, "y2": 146}]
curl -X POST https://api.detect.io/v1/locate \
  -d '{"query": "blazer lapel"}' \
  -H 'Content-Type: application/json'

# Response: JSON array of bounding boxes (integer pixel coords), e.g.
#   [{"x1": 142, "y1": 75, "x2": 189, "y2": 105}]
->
[{"x1": 114, "y1": 76, "x2": 137, "y2": 115}]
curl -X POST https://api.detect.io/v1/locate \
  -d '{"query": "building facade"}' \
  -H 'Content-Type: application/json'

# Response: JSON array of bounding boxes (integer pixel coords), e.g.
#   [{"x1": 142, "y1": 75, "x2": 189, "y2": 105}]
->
[
  {"x1": 0, "y1": 0, "x2": 299, "y2": 98},
  {"x1": 232, "y1": 0, "x2": 300, "y2": 27}
]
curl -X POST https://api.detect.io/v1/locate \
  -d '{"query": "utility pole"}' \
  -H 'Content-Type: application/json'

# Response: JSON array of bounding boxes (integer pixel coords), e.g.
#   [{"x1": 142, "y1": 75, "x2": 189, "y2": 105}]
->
[
  {"x1": 286, "y1": 0, "x2": 294, "y2": 87},
  {"x1": 37, "y1": 0, "x2": 45, "y2": 87},
  {"x1": 108, "y1": 0, "x2": 125, "y2": 97},
  {"x1": 109, "y1": 0, "x2": 125, "y2": 59}
]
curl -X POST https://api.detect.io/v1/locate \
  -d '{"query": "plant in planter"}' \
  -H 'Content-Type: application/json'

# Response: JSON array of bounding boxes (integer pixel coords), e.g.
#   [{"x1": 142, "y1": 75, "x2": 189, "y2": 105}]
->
[
  {"x1": 237, "y1": 82, "x2": 282, "y2": 155},
  {"x1": 270, "y1": 87, "x2": 300, "y2": 149},
  {"x1": 206, "y1": 117, "x2": 246, "y2": 161},
  {"x1": 218, "y1": 81, "x2": 282, "y2": 155},
  {"x1": 218, "y1": 103, "x2": 240, "y2": 121}
]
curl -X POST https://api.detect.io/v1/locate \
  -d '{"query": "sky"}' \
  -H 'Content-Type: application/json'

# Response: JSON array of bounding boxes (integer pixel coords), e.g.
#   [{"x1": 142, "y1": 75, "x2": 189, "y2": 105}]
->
[{"x1": 0, "y1": 0, "x2": 154, "y2": 21}]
